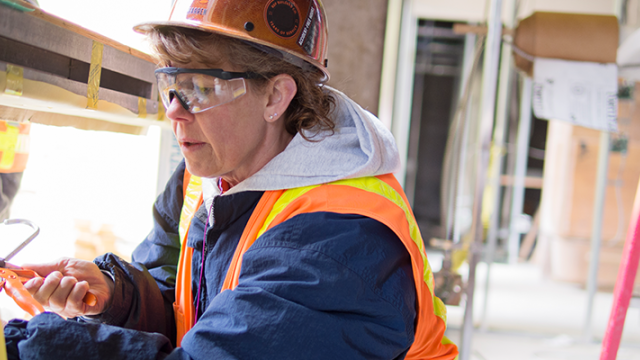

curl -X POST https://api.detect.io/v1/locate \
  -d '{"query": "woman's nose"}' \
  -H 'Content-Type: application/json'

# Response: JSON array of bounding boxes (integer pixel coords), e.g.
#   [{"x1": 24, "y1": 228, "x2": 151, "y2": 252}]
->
[{"x1": 165, "y1": 94, "x2": 193, "y2": 122}]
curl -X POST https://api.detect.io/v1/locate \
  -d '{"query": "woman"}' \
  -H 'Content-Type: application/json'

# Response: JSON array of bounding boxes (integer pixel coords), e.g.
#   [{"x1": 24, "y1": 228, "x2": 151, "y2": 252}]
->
[{"x1": 8, "y1": 1, "x2": 458, "y2": 359}]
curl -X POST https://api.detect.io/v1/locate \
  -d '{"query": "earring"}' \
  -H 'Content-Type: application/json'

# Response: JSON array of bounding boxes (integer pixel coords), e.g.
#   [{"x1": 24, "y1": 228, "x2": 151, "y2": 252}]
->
[{"x1": 269, "y1": 113, "x2": 278, "y2": 120}]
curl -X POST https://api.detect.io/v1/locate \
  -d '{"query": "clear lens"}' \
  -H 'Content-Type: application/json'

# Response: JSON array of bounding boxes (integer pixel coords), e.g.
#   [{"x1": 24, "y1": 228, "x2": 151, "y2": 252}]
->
[{"x1": 156, "y1": 72, "x2": 247, "y2": 113}]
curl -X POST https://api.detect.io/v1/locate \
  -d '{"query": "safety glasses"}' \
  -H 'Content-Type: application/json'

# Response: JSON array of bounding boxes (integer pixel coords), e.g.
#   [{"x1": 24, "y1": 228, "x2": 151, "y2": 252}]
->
[{"x1": 155, "y1": 67, "x2": 260, "y2": 114}]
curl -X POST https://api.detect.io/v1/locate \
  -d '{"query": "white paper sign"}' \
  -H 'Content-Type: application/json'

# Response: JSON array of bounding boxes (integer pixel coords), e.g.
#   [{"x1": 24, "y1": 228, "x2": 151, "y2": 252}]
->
[{"x1": 532, "y1": 58, "x2": 618, "y2": 132}]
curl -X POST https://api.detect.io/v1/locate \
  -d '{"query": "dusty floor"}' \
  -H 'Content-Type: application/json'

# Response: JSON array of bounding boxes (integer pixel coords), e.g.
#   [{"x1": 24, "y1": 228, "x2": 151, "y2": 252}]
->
[{"x1": 439, "y1": 258, "x2": 640, "y2": 360}]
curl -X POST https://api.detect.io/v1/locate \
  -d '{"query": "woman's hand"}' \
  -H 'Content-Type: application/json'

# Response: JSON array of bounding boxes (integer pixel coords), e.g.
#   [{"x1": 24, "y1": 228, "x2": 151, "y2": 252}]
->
[{"x1": 22, "y1": 258, "x2": 114, "y2": 318}]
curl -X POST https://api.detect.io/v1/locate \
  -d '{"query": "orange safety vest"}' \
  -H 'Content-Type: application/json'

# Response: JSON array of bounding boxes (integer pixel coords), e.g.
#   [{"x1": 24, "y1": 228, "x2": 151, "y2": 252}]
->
[
  {"x1": 0, "y1": 120, "x2": 30, "y2": 173},
  {"x1": 174, "y1": 171, "x2": 459, "y2": 359}
]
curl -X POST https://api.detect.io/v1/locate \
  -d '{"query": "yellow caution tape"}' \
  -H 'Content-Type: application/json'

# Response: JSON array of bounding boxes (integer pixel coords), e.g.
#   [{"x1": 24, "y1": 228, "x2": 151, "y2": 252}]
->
[
  {"x1": 157, "y1": 94, "x2": 166, "y2": 121},
  {"x1": 4, "y1": 64, "x2": 24, "y2": 96},
  {"x1": 86, "y1": 41, "x2": 104, "y2": 109},
  {"x1": 138, "y1": 97, "x2": 147, "y2": 118},
  {"x1": 0, "y1": 122, "x2": 19, "y2": 170}
]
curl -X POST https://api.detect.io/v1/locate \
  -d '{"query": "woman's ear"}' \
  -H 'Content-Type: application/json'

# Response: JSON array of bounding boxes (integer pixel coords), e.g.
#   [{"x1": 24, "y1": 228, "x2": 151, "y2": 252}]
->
[{"x1": 264, "y1": 74, "x2": 297, "y2": 123}]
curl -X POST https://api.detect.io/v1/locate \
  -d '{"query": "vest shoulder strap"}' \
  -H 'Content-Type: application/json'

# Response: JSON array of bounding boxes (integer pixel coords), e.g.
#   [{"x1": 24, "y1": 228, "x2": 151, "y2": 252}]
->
[{"x1": 174, "y1": 169, "x2": 203, "y2": 346}]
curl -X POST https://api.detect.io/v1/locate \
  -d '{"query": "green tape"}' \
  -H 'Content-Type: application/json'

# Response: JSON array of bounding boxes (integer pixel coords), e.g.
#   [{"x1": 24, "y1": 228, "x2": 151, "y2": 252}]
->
[{"x1": 0, "y1": 0, "x2": 35, "y2": 12}]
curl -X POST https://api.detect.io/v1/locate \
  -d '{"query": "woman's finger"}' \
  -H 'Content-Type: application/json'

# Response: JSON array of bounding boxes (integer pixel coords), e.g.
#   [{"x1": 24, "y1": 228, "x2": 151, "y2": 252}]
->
[
  {"x1": 23, "y1": 276, "x2": 44, "y2": 296},
  {"x1": 31, "y1": 271, "x2": 64, "y2": 307},
  {"x1": 64, "y1": 281, "x2": 90, "y2": 316},
  {"x1": 48, "y1": 276, "x2": 77, "y2": 313}
]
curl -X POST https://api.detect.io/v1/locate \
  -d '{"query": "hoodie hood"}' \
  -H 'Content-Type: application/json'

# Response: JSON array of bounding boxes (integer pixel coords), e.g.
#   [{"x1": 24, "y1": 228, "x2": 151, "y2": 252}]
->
[{"x1": 202, "y1": 86, "x2": 400, "y2": 207}]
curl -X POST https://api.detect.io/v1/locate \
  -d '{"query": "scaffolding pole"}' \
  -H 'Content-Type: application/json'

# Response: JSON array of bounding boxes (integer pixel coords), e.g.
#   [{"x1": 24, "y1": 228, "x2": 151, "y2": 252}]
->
[
  {"x1": 507, "y1": 77, "x2": 533, "y2": 265},
  {"x1": 459, "y1": 0, "x2": 503, "y2": 358},
  {"x1": 481, "y1": 0, "x2": 518, "y2": 330},
  {"x1": 583, "y1": 131, "x2": 611, "y2": 342}
]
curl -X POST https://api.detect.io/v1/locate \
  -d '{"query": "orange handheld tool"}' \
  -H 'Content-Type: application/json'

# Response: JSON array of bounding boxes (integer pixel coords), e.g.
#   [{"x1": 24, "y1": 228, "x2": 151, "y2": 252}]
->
[
  {"x1": 0, "y1": 268, "x2": 44, "y2": 316},
  {"x1": 0, "y1": 268, "x2": 98, "y2": 311},
  {"x1": 0, "y1": 268, "x2": 97, "y2": 316},
  {"x1": 0, "y1": 219, "x2": 98, "y2": 316}
]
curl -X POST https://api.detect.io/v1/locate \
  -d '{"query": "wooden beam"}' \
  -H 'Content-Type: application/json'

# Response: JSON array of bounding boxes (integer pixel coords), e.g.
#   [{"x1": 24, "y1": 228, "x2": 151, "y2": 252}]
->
[
  {"x1": 17, "y1": 2, "x2": 156, "y2": 64},
  {"x1": 500, "y1": 174, "x2": 544, "y2": 189}
]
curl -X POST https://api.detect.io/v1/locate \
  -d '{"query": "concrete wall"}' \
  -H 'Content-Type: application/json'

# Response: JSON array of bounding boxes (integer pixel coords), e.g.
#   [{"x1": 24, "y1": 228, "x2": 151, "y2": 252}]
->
[{"x1": 323, "y1": 0, "x2": 388, "y2": 115}]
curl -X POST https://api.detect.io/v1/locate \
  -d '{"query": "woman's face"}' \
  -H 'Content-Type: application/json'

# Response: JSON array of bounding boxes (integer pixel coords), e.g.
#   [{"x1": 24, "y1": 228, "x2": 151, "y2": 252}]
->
[{"x1": 164, "y1": 59, "x2": 291, "y2": 186}]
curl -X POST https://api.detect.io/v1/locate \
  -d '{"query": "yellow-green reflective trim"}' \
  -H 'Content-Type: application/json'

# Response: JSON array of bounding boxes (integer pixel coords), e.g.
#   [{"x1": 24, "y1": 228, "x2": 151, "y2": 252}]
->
[
  {"x1": 178, "y1": 175, "x2": 202, "y2": 245},
  {"x1": 257, "y1": 176, "x2": 447, "y2": 323},
  {"x1": 256, "y1": 184, "x2": 320, "y2": 238},
  {"x1": 441, "y1": 335, "x2": 458, "y2": 360}
]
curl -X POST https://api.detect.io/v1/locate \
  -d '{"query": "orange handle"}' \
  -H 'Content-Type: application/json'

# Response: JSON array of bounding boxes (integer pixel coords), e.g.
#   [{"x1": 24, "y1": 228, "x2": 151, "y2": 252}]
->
[
  {"x1": 1, "y1": 268, "x2": 98, "y2": 308},
  {"x1": 1, "y1": 270, "x2": 45, "y2": 317},
  {"x1": 83, "y1": 292, "x2": 97, "y2": 306}
]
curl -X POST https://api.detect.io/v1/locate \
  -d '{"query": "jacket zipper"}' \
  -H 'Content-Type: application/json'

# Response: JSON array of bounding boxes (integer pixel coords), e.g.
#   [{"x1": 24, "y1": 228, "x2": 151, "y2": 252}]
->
[{"x1": 194, "y1": 198, "x2": 214, "y2": 322}]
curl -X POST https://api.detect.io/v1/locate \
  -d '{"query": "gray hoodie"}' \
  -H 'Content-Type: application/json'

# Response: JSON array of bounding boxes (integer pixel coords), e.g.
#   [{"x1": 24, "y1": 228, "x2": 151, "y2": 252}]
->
[{"x1": 202, "y1": 87, "x2": 401, "y2": 211}]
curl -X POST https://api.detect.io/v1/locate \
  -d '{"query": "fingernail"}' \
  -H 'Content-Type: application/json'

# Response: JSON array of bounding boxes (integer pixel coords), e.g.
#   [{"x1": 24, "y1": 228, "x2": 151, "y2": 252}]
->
[{"x1": 24, "y1": 277, "x2": 42, "y2": 289}]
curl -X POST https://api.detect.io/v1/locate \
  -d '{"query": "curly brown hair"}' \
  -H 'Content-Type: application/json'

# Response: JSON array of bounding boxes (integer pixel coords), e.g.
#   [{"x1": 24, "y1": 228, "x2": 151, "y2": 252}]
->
[{"x1": 147, "y1": 27, "x2": 335, "y2": 140}]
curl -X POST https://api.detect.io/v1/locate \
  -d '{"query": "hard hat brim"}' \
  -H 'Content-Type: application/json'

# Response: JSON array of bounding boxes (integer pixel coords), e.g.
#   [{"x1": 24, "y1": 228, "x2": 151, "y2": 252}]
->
[{"x1": 134, "y1": 21, "x2": 330, "y2": 81}]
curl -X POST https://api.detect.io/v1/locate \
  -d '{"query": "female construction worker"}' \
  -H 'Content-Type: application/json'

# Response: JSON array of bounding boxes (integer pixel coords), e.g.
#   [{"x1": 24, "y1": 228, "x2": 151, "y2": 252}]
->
[{"x1": 7, "y1": 0, "x2": 458, "y2": 359}]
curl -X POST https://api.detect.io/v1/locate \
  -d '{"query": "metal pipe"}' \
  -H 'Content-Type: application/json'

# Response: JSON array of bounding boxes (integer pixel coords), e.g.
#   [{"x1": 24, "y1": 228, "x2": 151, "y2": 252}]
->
[
  {"x1": 507, "y1": 77, "x2": 533, "y2": 265},
  {"x1": 378, "y1": 0, "x2": 404, "y2": 130},
  {"x1": 1, "y1": 219, "x2": 40, "y2": 265},
  {"x1": 481, "y1": 0, "x2": 518, "y2": 330},
  {"x1": 390, "y1": 0, "x2": 418, "y2": 187},
  {"x1": 405, "y1": 74, "x2": 425, "y2": 207},
  {"x1": 448, "y1": 32, "x2": 477, "y2": 244},
  {"x1": 583, "y1": 131, "x2": 611, "y2": 342},
  {"x1": 459, "y1": 0, "x2": 503, "y2": 358}
]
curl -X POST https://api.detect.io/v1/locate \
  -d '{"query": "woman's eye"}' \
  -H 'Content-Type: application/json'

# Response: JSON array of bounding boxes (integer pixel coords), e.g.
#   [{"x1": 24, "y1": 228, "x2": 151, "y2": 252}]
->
[{"x1": 177, "y1": 82, "x2": 194, "y2": 91}]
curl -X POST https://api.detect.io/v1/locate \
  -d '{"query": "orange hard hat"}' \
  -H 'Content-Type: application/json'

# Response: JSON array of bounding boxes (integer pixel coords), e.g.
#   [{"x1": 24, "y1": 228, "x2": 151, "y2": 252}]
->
[{"x1": 135, "y1": 0, "x2": 330, "y2": 80}]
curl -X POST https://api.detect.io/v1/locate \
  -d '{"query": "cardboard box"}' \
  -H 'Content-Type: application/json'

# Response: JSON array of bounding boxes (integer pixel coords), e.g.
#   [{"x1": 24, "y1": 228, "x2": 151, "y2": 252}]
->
[{"x1": 514, "y1": 12, "x2": 619, "y2": 75}]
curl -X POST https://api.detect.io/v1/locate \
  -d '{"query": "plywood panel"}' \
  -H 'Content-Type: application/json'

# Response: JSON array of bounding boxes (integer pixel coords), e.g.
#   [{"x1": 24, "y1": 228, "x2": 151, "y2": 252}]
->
[
  {"x1": 550, "y1": 235, "x2": 640, "y2": 290},
  {"x1": 541, "y1": 87, "x2": 640, "y2": 287},
  {"x1": 557, "y1": 82, "x2": 640, "y2": 240},
  {"x1": 323, "y1": 0, "x2": 388, "y2": 115},
  {"x1": 541, "y1": 81, "x2": 640, "y2": 242},
  {"x1": 564, "y1": 131, "x2": 640, "y2": 240}
]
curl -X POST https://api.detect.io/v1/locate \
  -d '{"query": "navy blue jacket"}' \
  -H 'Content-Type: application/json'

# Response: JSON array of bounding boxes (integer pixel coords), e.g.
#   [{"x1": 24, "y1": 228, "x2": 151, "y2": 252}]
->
[{"x1": 16, "y1": 161, "x2": 416, "y2": 360}]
